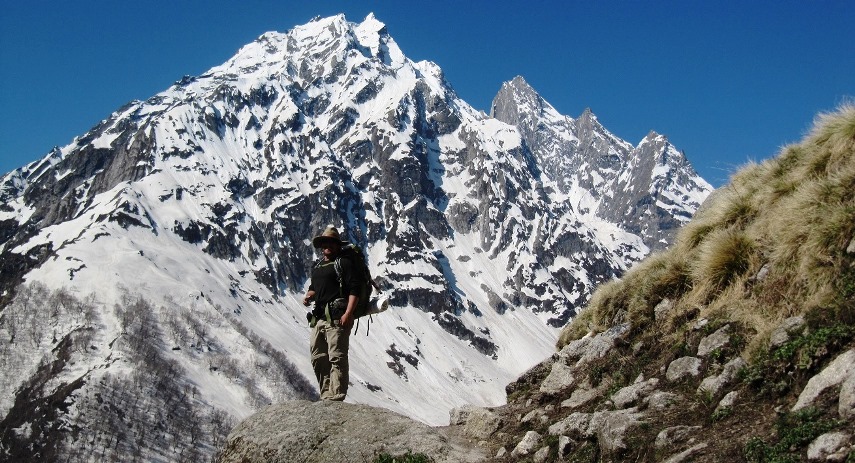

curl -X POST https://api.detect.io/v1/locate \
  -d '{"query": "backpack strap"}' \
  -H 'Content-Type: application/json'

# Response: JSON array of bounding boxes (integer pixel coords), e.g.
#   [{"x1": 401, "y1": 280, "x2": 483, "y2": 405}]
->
[{"x1": 333, "y1": 257, "x2": 345, "y2": 299}]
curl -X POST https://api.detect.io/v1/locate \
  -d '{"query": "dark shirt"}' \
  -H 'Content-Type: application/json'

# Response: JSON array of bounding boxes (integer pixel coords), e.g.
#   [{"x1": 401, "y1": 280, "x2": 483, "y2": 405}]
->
[{"x1": 309, "y1": 254, "x2": 360, "y2": 320}]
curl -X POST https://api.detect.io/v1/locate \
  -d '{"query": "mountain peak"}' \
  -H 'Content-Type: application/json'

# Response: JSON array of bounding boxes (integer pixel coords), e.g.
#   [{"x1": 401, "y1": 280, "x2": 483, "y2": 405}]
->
[
  {"x1": 644, "y1": 129, "x2": 663, "y2": 140},
  {"x1": 490, "y1": 75, "x2": 548, "y2": 123},
  {"x1": 508, "y1": 75, "x2": 533, "y2": 90}
]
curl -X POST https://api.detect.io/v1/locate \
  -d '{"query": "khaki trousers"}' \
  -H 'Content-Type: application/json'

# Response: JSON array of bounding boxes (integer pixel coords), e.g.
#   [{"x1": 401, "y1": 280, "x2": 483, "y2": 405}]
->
[{"x1": 310, "y1": 319, "x2": 350, "y2": 400}]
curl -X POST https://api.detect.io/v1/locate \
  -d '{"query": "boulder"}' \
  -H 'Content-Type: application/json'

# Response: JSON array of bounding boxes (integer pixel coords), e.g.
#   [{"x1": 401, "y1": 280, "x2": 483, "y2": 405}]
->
[
  {"x1": 645, "y1": 391, "x2": 680, "y2": 410},
  {"x1": 612, "y1": 377, "x2": 660, "y2": 409},
  {"x1": 663, "y1": 443, "x2": 709, "y2": 463},
  {"x1": 807, "y1": 431, "x2": 852, "y2": 462},
  {"x1": 558, "y1": 323, "x2": 629, "y2": 368},
  {"x1": 548, "y1": 412, "x2": 593, "y2": 437},
  {"x1": 462, "y1": 407, "x2": 503, "y2": 440},
  {"x1": 561, "y1": 380, "x2": 607, "y2": 409},
  {"x1": 533, "y1": 445, "x2": 550, "y2": 462},
  {"x1": 558, "y1": 435, "x2": 572, "y2": 456},
  {"x1": 839, "y1": 373, "x2": 855, "y2": 420},
  {"x1": 697, "y1": 357, "x2": 746, "y2": 398},
  {"x1": 654, "y1": 425, "x2": 702, "y2": 450},
  {"x1": 793, "y1": 349, "x2": 855, "y2": 412},
  {"x1": 666, "y1": 357, "x2": 703, "y2": 382},
  {"x1": 219, "y1": 401, "x2": 485, "y2": 463},
  {"x1": 697, "y1": 324, "x2": 731, "y2": 357},
  {"x1": 540, "y1": 361, "x2": 577, "y2": 394},
  {"x1": 653, "y1": 298, "x2": 674, "y2": 321},
  {"x1": 521, "y1": 409, "x2": 548, "y2": 425},
  {"x1": 588, "y1": 407, "x2": 645, "y2": 455},
  {"x1": 716, "y1": 391, "x2": 739, "y2": 413},
  {"x1": 511, "y1": 430, "x2": 542, "y2": 457},
  {"x1": 769, "y1": 316, "x2": 806, "y2": 349}
]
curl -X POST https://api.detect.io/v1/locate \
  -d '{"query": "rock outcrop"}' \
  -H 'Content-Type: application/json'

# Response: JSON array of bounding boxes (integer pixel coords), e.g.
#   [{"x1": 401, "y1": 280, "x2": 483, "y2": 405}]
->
[{"x1": 218, "y1": 401, "x2": 485, "y2": 463}]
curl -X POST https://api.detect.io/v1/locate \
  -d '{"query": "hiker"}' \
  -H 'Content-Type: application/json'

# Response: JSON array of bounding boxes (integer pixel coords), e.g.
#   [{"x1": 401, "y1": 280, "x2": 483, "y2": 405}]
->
[{"x1": 302, "y1": 226, "x2": 362, "y2": 401}]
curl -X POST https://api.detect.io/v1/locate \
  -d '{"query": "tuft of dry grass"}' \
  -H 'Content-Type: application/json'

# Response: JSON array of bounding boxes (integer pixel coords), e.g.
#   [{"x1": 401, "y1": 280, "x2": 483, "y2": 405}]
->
[{"x1": 691, "y1": 228, "x2": 756, "y2": 295}]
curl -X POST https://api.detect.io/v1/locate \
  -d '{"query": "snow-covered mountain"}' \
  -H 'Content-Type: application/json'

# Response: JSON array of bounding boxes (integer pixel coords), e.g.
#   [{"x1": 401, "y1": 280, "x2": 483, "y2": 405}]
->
[{"x1": 0, "y1": 13, "x2": 712, "y2": 461}]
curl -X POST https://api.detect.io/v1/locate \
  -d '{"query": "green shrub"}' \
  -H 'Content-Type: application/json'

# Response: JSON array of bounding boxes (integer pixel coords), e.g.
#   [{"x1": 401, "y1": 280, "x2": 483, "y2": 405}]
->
[{"x1": 744, "y1": 408, "x2": 842, "y2": 463}]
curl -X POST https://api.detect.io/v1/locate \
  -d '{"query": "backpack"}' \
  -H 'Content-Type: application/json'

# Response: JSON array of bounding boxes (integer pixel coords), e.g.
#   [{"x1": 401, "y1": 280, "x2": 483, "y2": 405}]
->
[{"x1": 334, "y1": 242, "x2": 383, "y2": 319}]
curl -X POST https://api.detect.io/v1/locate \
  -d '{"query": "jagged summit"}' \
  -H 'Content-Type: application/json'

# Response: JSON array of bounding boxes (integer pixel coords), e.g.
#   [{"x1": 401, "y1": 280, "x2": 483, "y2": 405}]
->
[
  {"x1": 0, "y1": 13, "x2": 711, "y2": 461},
  {"x1": 490, "y1": 76, "x2": 711, "y2": 249}
]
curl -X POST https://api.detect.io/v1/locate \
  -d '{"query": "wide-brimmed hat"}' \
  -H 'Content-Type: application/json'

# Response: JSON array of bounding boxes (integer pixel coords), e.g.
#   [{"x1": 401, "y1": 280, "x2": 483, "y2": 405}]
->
[{"x1": 312, "y1": 226, "x2": 343, "y2": 248}]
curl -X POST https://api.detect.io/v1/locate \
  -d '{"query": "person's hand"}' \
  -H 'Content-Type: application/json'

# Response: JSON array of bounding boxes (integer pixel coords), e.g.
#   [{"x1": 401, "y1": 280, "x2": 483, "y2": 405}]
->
[
  {"x1": 339, "y1": 311, "x2": 353, "y2": 329},
  {"x1": 302, "y1": 294, "x2": 312, "y2": 306}
]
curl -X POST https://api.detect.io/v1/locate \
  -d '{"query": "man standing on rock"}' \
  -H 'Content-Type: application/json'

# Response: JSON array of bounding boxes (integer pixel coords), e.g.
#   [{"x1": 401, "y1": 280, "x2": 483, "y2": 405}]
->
[{"x1": 302, "y1": 226, "x2": 361, "y2": 401}]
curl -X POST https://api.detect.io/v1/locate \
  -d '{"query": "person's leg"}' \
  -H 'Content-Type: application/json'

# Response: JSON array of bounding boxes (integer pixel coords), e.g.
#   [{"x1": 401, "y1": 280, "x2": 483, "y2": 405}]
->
[
  {"x1": 310, "y1": 320, "x2": 332, "y2": 399},
  {"x1": 325, "y1": 322, "x2": 351, "y2": 401}
]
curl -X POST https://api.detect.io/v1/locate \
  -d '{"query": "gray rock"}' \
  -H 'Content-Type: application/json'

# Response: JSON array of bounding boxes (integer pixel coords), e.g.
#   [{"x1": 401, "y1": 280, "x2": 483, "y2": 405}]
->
[
  {"x1": 495, "y1": 447, "x2": 507, "y2": 458},
  {"x1": 558, "y1": 435, "x2": 572, "y2": 456},
  {"x1": 655, "y1": 425, "x2": 702, "y2": 449},
  {"x1": 463, "y1": 407, "x2": 503, "y2": 439},
  {"x1": 750, "y1": 263, "x2": 771, "y2": 284},
  {"x1": 793, "y1": 349, "x2": 855, "y2": 412},
  {"x1": 558, "y1": 332, "x2": 596, "y2": 360},
  {"x1": 612, "y1": 378, "x2": 660, "y2": 409},
  {"x1": 521, "y1": 409, "x2": 548, "y2": 424},
  {"x1": 807, "y1": 431, "x2": 852, "y2": 462},
  {"x1": 697, "y1": 324, "x2": 731, "y2": 357},
  {"x1": 663, "y1": 443, "x2": 709, "y2": 463},
  {"x1": 839, "y1": 373, "x2": 855, "y2": 420},
  {"x1": 770, "y1": 316, "x2": 806, "y2": 349},
  {"x1": 449, "y1": 405, "x2": 476, "y2": 425},
  {"x1": 654, "y1": 298, "x2": 674, "y2": 321},
  {"x1": 716, "y1": 390, "x2": 739, "y2": 413},
  {"x1": 512, "y1": 430, "x2": 542, "y2": 457},
  {"x1": 540, "y1": 361, "x2": 577, "y2": 394},
  {"x1": 666, "y1": 356, "x2": 703, "y2": 382},
  {"x1": 561, "y1": 380, "x2": 607, "y2": 409},
  {"x1": 847, "y1": 237, "x2": 855, "y2": 254},
  {"x1": 558, "y1": 323, "x2": 629, "y2": 369},
  {"x1": 580, "y1": 323, "x2": 630, "y2": 365},
  {"x1": 697, "y1": 357, "x2": 746, "y2": 398},
  {"x1": 548, "y1": 412, "x2": 593, "y2": 437},
  {"x1": 219, "y1": 400, "x2": 485, "y2": 463},
  {"x1": 588, "y1": 407, "x2": 645, "y2": 455},
  {"x1": 533, "y1": 446, "x2": 550, "y2": 462},
  {"x1": 645, "y1": 391, "x2": 680, "y2": 410},
  {"x1": 693, "y1": 318, "x2": 710, "y2": 331}
]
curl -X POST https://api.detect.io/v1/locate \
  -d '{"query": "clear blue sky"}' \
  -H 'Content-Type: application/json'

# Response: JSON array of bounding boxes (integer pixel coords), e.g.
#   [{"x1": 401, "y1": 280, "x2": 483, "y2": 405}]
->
[{"x1": 1, "y1": 1, "x2": 853, "y2": 187}]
